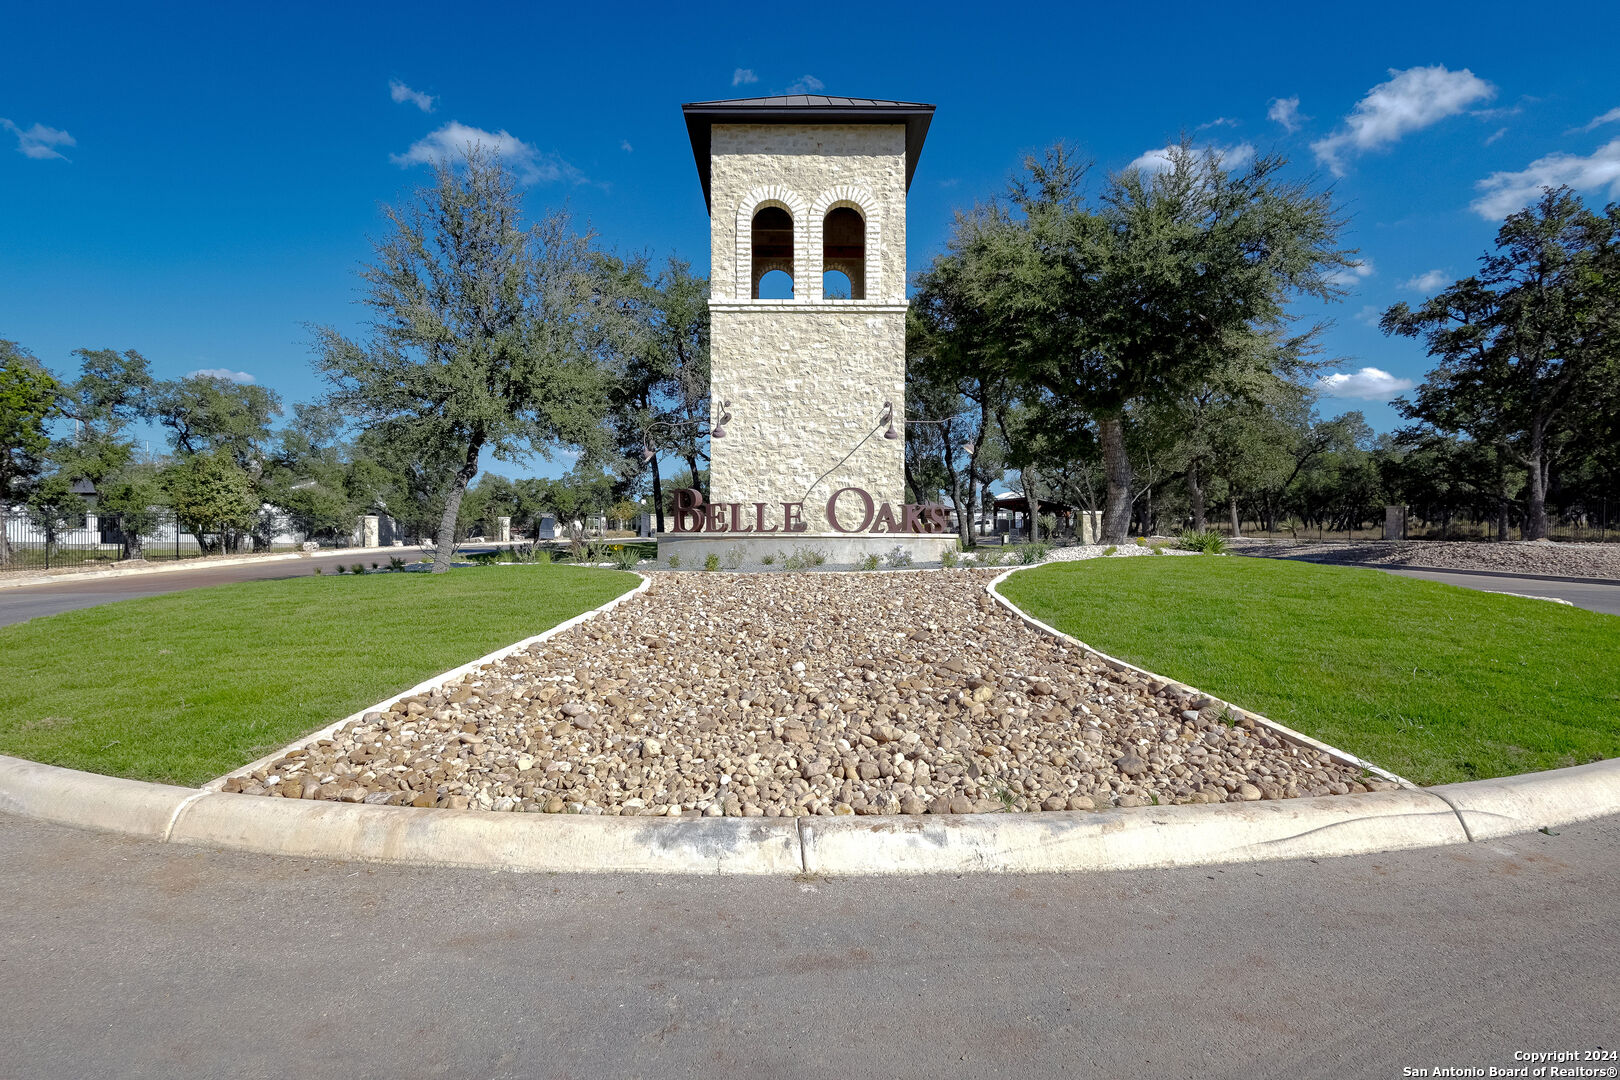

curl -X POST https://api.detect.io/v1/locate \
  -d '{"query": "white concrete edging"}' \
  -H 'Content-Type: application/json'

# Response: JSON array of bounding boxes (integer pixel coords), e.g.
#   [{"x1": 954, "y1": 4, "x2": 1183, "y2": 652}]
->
[
  {"x1": 204, "y1": 570, "x2": 653, "y2": 790},
  {"x1": 6, "y1": 753, "x2": 1617, "y2": 875},
  {"x1": 984, "y1": 565, "x2": 1414, "y2": 788}
]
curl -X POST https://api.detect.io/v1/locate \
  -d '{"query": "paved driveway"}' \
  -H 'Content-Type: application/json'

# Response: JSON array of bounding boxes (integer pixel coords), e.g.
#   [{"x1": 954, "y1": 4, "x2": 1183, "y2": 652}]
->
[
  {"x1": 2, "y1": 810, "x2": 1614, "y2": 1079},
  {"x1": 1382, "y1": 566, "x2": 1620, "y2": 615}
]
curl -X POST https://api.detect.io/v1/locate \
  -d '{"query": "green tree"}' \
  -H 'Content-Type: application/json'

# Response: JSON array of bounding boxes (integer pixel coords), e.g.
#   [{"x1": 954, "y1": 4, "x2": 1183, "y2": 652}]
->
[
  {"x1": 928, "y1": 142, "x2": 1352, "y2": 542},
  {"x1": 164, "y1": 449, "x2": 258, "y2": 553},
  {"x1": 1384, "y1": 188, "x2": 1619, "y2": 539},
  {"x1": 313, "y1": 148, "x2": 612, "y2": 571},
  {"x1": 0, "y1": 340, "x2": 62, "y2": 565}
]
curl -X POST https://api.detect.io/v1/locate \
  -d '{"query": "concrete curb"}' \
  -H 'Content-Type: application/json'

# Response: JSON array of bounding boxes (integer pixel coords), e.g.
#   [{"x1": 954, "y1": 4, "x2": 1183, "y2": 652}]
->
[
  {"x1": 984, "y1": 566, "x2": 1413, "y2": 789},
  {"x1": 0, "y1": 544, "x2": 412, "y2": 590},
  {"x1": 6, "y1": 753, "x2": 1616, "y2": 875},
  {"x1": 1429, "y1": 758, "x2": 1620, "y2": 841},
  {"x1": 203, "y1": 570, "x2": 652, "y2": 790}
]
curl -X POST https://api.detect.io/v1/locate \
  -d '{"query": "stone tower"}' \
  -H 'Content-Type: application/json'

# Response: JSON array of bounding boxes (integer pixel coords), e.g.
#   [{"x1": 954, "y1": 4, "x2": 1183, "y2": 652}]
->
[{"x1": 679, "y1": 95, "x2": 937, "y2": 547}]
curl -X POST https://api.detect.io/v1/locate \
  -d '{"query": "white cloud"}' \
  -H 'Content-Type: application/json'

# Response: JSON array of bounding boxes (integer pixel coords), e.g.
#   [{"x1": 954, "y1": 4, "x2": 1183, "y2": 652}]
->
[
  {"x1": 784, "y1": 74, "x2": 824, "y2": 95},
  {"x1": 389, "y1": 80, "x2": 436, "y2": 112},
  {"x1": 391, "y1": 121, "x2": 584, "y2": 185},
  {"x1": 1471, "y1": 137, "x2": 1620, "y2": 219},
  {"x1": 1403, "y1": 269, "x2": 1449, "y2": 292},
  {"x1": 1198, "y1": 116, "x2": 1239, "y2": 130},
  {"x1": 1, "y1": 118, "x2": 75, "y2": 160},
  {"x1": 1268, "y1": 96, "x2": 1304, "y2": 133},
  {"x1": 1572, "y1": 107, "x2": 1620, "y2": 134},
  {"x1": 188, "y1": 368, "x2": 256, "y2": 384},
  {"x1": 732, "y1": 68, "x2": 758, "y2": 87},
  {"x1": 1129, "y1": 142, "x2": 1255, "y2": 174},
  {"x1": 620, "y1": 139, "x2": 633, "y2": 152},
  {"x1": 1354, "y1": 304, "x2": 1385, "y2": 327},
  {"x1": 1311, "y1": 65, "x2": 1495, "y2": 175},
  {"x1": 1316, "y1": 367, "x2": 1414, "y2": 400},
  {"x1": 1326, "y1": 259, "x2": 1374, "y2": 287},
  {"x1": 1484, "y1": 126, "x2": 1508, "y2": 145}
]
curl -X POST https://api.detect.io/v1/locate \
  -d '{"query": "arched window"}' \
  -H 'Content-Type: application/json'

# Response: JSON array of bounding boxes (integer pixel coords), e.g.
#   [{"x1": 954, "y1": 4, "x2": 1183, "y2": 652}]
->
[
  {"x1": 822, "y1": 270, "x2": 853, "y2": 299},
  {"x1": 822, "y1": 206, "x2": 865, "y2": 300},
  {"x1": 751, "y1": 206, "x2": 794, "y2": 299}
]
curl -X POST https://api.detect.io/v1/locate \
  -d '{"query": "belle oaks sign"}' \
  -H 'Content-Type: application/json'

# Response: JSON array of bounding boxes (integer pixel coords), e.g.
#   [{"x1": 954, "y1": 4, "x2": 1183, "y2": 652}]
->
[{"x1": 670, "y1": 488, "x2": 949, "y2": 535}]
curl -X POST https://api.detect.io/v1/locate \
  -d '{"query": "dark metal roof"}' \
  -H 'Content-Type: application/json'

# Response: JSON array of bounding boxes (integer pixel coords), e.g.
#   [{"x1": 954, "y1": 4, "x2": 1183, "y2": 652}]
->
[
  {"x1": 69, "y1": 478, "x2": 97, "y2": 495},
  {"x1": 681, "y1": 95, "x2": 936, "y2": 210}
]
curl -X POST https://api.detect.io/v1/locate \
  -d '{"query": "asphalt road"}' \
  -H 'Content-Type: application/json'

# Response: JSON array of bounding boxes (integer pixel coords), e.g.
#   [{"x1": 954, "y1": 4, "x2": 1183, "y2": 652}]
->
[
  {"x1": 1, "y1": 810, "x2": 1615, "y2": 1080},
  {"x1": 0, "y1": 550, "x2": 483, "y2": 628},
  {"x1": 1383, "y1": 566, "x2": 1620, "y2": 615}
]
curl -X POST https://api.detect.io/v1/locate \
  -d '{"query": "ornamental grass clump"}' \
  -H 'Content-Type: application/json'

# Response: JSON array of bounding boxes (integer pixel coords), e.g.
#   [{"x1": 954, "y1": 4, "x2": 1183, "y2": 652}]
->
[
  {"x1": 1177, "y1": 528, "x2": 1228, "y2": 554},
  {"x1": 704, "y1": 552, "x2": 720, "y2": 572},
  {"x1": 884, "y1": 545, "x2": 913, "y2": 568},
  {"x1": 858, "y1": 553, "x2": 880, "y2": 571}
]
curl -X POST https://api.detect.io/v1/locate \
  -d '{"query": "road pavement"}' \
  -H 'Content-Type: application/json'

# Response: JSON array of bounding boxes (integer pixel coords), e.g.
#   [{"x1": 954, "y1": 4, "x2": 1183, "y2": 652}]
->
[
  {"x1": 0, "y1": 550, "x2": 488, "y2": 628},
  {"x1": 1, "y1": 809, "x2": 1614, "y2": 1079},
  {"x1": 1381, "y1": 566, "x2": 1620, "y2": 615}
]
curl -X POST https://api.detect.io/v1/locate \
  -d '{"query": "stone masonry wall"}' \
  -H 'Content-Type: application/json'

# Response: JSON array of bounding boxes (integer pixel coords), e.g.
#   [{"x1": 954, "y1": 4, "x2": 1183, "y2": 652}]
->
[
  {"x1": 709, "y1": 309, "x2": 905, "y2": 532},
  {"x1": 708, "y1": 124, "x2": 907, "y2": 302}
]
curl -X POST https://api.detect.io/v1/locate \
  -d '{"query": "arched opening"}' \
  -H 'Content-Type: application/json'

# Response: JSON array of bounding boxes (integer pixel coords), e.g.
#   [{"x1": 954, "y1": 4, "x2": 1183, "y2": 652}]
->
[
  {"x1": 756, "y1": 269, "x2": 794, "y2": 300},
  {"x1": 822, "y1": 270, "x2": 853, "y2": 299},
  {"x1": 750, "y1": 205, "x2": 794, "y2": 299},
  {"x1": 822, "y1": 206, "x2": 866, "y2": 300}
]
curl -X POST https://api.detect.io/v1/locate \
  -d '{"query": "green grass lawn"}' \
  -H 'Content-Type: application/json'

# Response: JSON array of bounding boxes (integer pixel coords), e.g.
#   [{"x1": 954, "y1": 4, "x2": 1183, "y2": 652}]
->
[
  {"x1": 0, "y1": 565, "x2": 636, "y2": 786},
  {"x1": 998, "y1": 556, "x2": 1620, "y2": 785}
]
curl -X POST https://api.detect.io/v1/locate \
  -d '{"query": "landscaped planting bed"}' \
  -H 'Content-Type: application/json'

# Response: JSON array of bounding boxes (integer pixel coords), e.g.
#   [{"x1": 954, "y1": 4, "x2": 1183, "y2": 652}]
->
[{"x1": 225, "y1": 571, "x2": 1380, "y2": 816}]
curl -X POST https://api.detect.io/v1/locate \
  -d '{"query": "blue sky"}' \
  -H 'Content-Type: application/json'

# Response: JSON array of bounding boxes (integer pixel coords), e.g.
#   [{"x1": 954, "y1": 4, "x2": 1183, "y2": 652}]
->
[{"x1": 4, "y1": 0, "x2": 1619, "y2": 476}]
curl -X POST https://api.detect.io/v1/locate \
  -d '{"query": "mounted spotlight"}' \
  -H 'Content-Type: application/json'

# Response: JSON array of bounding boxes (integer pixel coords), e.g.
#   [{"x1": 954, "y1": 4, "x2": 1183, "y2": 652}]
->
[
  {"x1": 639, "y1": 436, "x2": 655, "y2": 464},
  {"x1": 963, "y1": 440, "x2": 976, "y2": 456},
  {"x1": 711, "y1": 400, "x2": 732, "y2": 439},
  {"x1": 881, "y1": 400, "x2": 900, "y2": 440}
]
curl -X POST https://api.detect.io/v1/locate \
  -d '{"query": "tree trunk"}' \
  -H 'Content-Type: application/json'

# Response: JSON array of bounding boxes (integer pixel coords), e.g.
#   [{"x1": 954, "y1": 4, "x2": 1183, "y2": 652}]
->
[
  {"x1": 1497, "y1": 496, "x2": 1511, "y2": 542},
  {"x1": 433, "y1": 436, "x2": 483, "y2": 573},
  {"x1": 650, "y1": 455, "x2": 665, "y2": 534},
  {"x1": 1228, "y1": 494, "x2": 1241, "y2": 538},
  {"x1": 1098, "y1": 414, "x2": 1132, "y2": 544},
  {"x1": 1022, "y1": 467, "x2": 1041, "y2": 543},
  {"x1": 0, "y1": 508, "x2": 11, "y2": 567},
  {"x1": 1188, "y1": 459, "x2": 1206, "y2": 532},
  {"x1": 685, "y1": 452, "x2": 702, "y2": 498},
  {"x1": 1525, "y1": 419, "x2": 1548, "y2": 540}
]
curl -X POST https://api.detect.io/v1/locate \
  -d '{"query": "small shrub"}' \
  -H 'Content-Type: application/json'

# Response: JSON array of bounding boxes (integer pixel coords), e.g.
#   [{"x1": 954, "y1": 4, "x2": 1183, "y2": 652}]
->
[
  {"x1": 885, "y1": 545, "x2": 913, "y2": 568},
  {"x1": 704, "y1": 552, "x2": 720, "y2": 572},
  {"x1": 371, "y1": 562, "x2": 379, "y2": 570},
  {"x1": 1134, "y1": 536, "x2": 1147, "y2": 547},
  {"x1": 761, "y1": 553, "x2": 776, "y2": 565},
  {"x1": 313, "y1": 566, "x2": 323, "y2": 575},
  {"x1": 940, "y1": 548, "x2": 958, "y2": 568},
  {"x1": 1018, "y1": 541, "x2": 1050, "y2": 565},
  {"x1": 1176, "y1": 528, "x2": 1229, "y2": 555},
  {"x1": 612, "y1": 547, "x2": 639, "y2": 571},
  {"x1": 667, "y1": 554, "x2": 681, "y2": 569},
  {"x1": 721, "y1": 544, "x2": 747, "y2": 570},
  {"x1": 1038, "y1": 513, "x2": 1057, "y2": 536},
  {"x1": 804, "y1": 547, "x2": 828, "y2": 567},
  {"x1": 333, "y1": 564, "x2": 347, "y2": 574},
  {"x1": 1150, "y1": 544, "x2": 1165, "y2": 555},
  {"x1": 388, "y1": 557, "x2": 406, "y2": 571},
  {"x1": 351, "y1": 563, "x2": 365, "y2": 575},
  {"x1": 1102, "y1": 545, "x2": 1118, "y2": 557},
  {"x1": 858, "y1": 553, "x2": 880, "y2": 571}
]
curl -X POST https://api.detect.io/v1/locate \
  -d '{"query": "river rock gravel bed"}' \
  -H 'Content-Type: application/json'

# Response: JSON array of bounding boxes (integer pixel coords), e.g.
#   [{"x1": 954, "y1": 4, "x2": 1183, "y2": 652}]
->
[{"x1": 222, "y1": 571, "x2": 1385, "y2": 816}]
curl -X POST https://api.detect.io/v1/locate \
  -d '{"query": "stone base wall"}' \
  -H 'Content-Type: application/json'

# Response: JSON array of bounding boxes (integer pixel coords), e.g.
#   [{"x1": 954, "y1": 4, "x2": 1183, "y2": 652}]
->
[
  {"x1": 709, "y1": 306, "x2": 905, "y2": 533},
  {"x1": 656, "y1": 533, "x2": 956, "y2": 570}
]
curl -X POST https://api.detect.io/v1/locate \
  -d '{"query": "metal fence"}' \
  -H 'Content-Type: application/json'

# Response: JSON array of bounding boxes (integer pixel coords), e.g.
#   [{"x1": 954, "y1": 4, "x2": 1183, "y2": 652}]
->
[{"x1": 0, "y1": 510, "x2": 307, "y2": 572}]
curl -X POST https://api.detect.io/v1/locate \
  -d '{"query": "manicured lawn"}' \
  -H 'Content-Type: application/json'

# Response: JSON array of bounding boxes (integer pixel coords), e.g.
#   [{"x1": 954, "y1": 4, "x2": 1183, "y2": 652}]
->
[
  {"x1": 998, "y1": 556, "x2": 1620, "y2": 785},
  {"x1": 0, "y1": 566, "x2": 637, "y2": 786}
]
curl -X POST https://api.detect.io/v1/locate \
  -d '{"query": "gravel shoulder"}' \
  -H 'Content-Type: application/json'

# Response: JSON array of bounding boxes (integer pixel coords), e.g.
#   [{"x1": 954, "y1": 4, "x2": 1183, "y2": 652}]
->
[
  {"x1": 1233, "y1": 537, "x2": 1620, "y2": 578},
  {"x1": 224, "y1": 569, "x2": 1382, "y2": 817}
]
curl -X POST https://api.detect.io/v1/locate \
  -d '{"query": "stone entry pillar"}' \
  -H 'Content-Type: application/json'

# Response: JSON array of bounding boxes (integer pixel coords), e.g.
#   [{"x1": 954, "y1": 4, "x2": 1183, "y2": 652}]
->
[
  {"x1": 359, "y1": 515, "x2": 380, "y2": 547},
  {"x1": 497, "y1": 516, "x2": 512, "y2": 543},
  {"x1": 1383, "y1": 506, "x2": 1407, "y2": 541}
]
